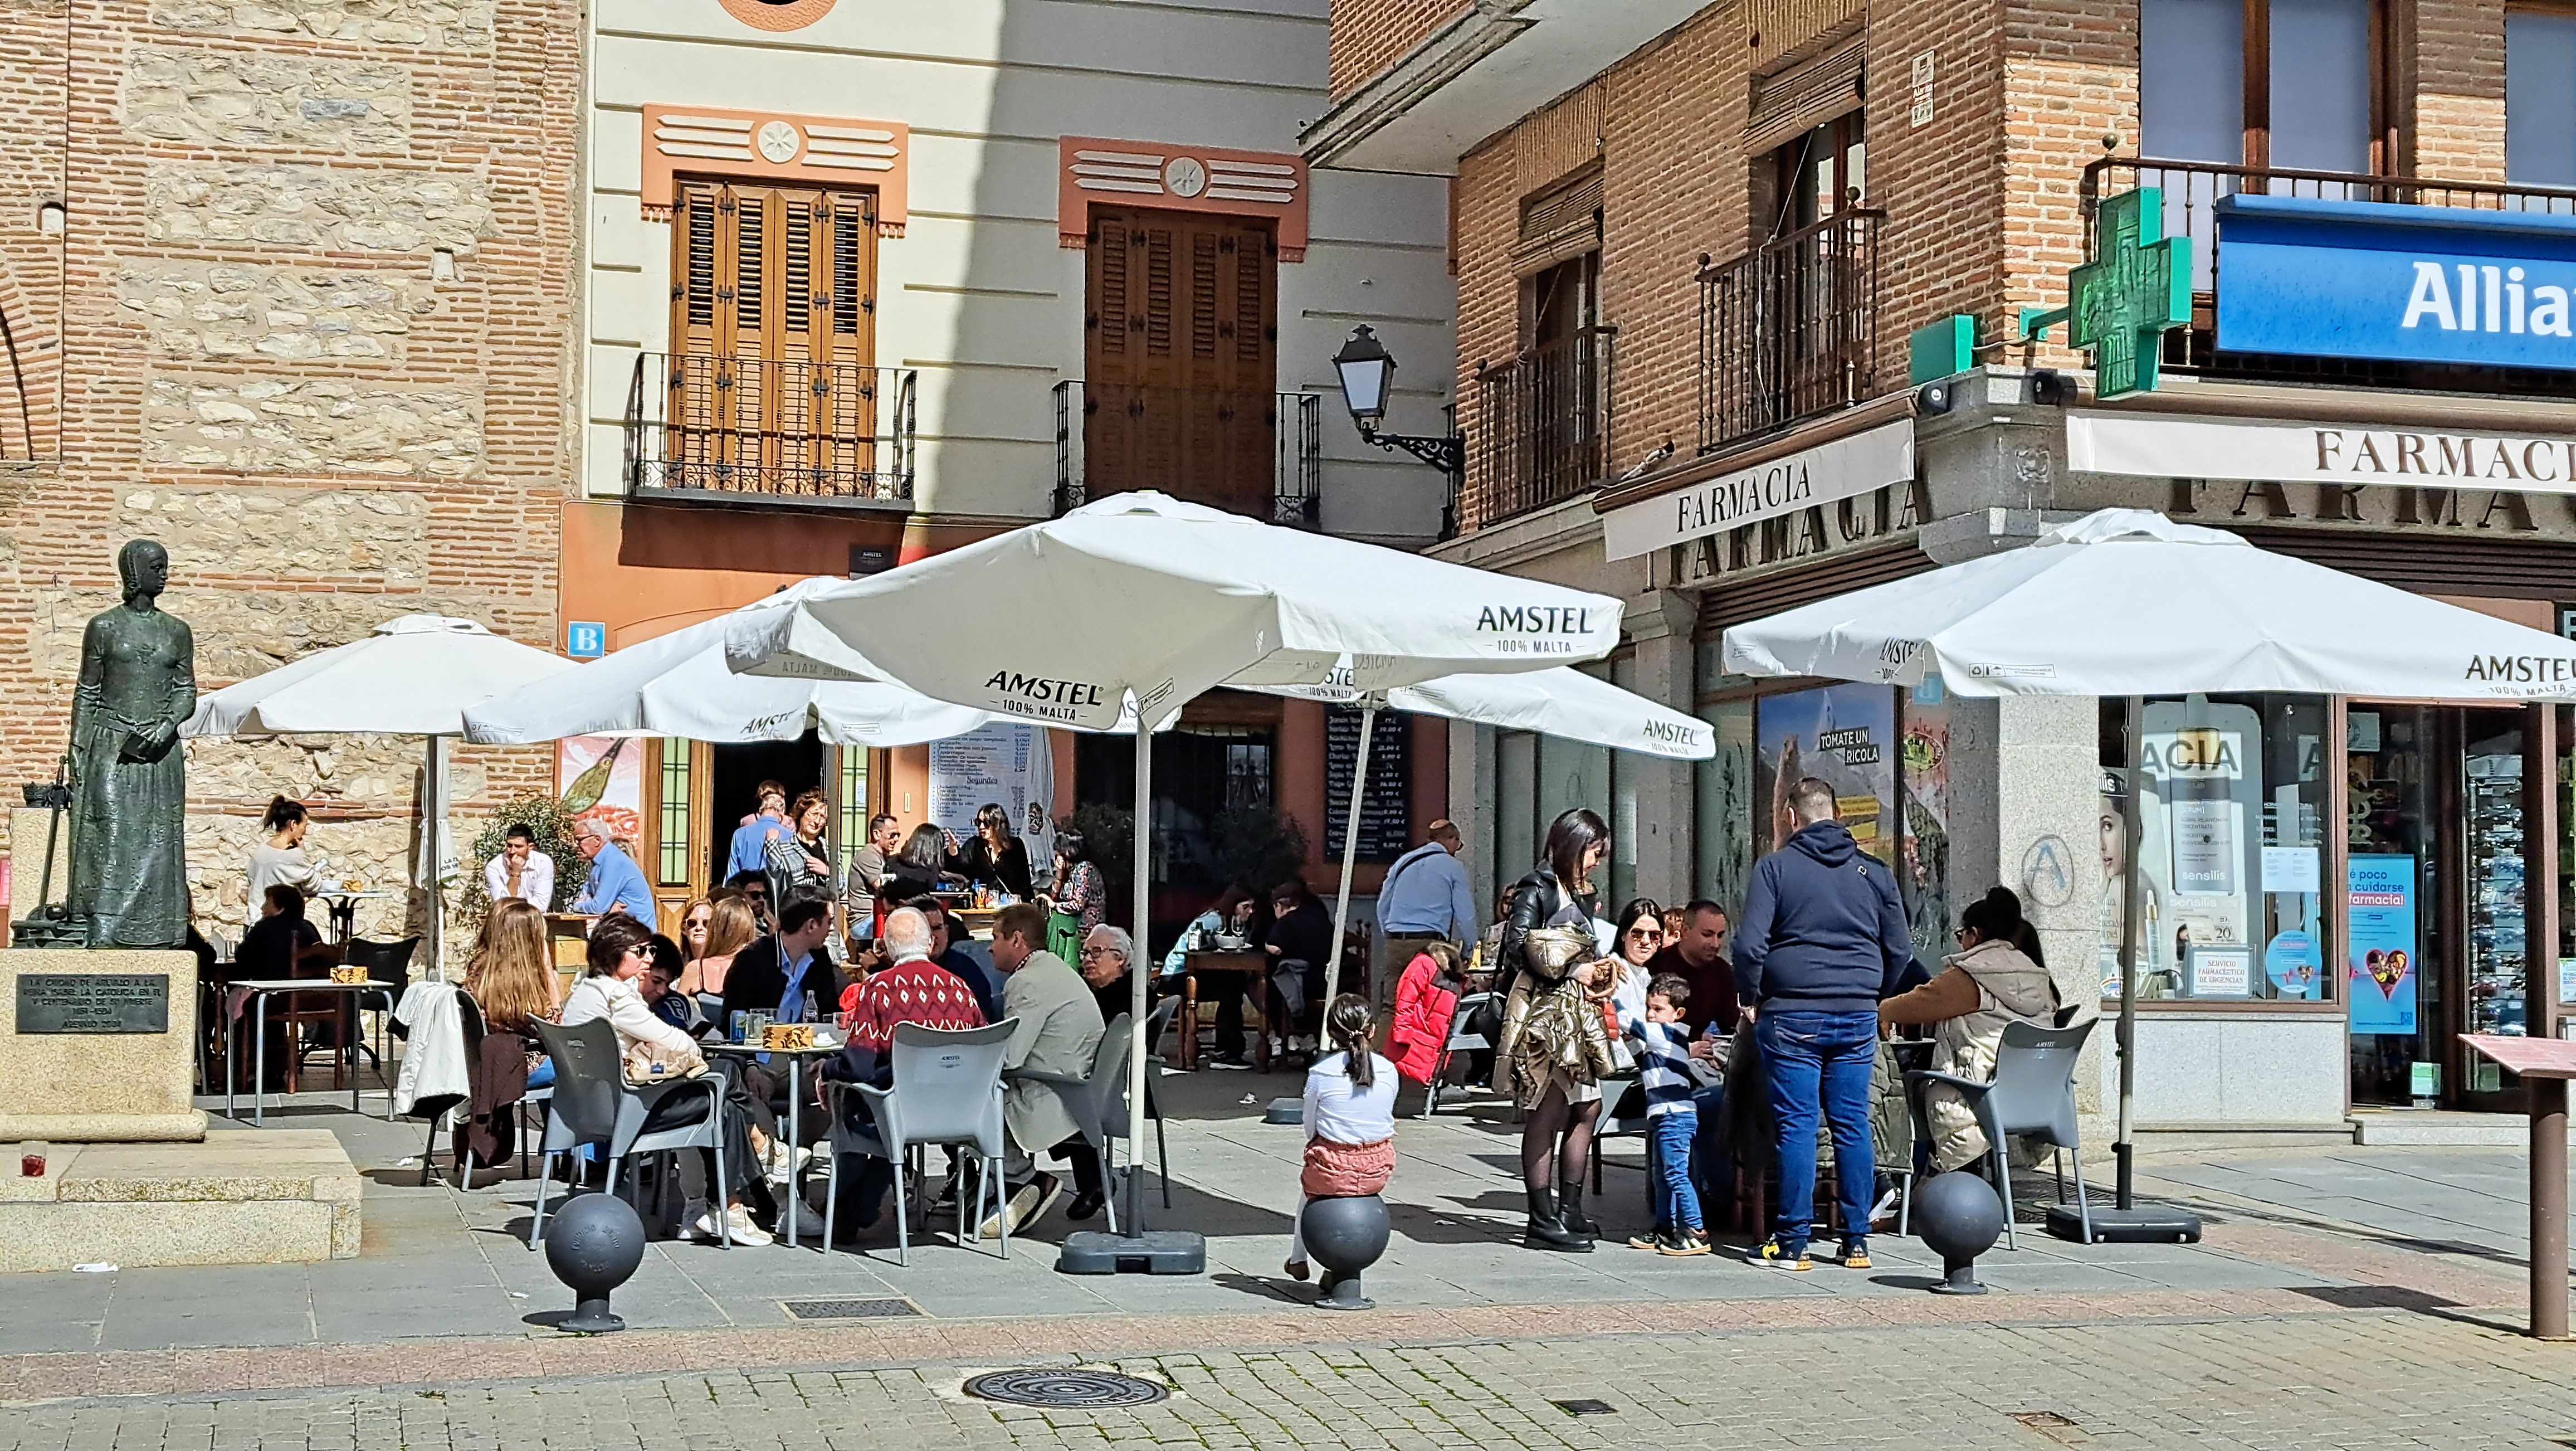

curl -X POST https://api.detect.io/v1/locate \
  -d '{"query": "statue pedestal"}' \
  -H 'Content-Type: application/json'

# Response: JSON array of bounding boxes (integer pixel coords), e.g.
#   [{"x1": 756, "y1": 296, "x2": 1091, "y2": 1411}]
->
[{"x1": 0, "y1": 948, "x2": 206, "y2": 1142}]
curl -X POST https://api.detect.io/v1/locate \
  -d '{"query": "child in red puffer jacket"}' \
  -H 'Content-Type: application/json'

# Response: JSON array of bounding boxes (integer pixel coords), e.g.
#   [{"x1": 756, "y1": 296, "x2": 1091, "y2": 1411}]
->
[{"x1": 1387, "y1": 941, "x2": 1465, "y2": 1087}]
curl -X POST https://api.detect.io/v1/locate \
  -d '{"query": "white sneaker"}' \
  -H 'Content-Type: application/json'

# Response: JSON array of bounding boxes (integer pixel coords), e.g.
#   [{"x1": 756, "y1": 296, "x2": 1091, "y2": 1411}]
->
[
  {"x1": 687, "y1": 1209, "x2": 722, "y2": 1243},
  {"x1": 787, "y1": 1199, "x2": 827, "y2": 1239},
  {"x1": 721, "y1": 1204, "x2": 773, "y2": 1246},
  {"x1": 764, "y1": 1144, "x2": 813, "y2": 1186}
]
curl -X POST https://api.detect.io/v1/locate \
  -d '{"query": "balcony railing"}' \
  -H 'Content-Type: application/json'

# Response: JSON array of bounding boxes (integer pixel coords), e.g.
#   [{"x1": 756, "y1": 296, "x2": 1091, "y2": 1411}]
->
[
  {"x1": 1463, "y1": 324, "x2": 1615, "y2": 530},
  {"x1": 624, "y1": 352, "x2": 915, "y2": 509},
  {"x1": 1699, "y1": 210, "x2": 1880, "y2": 454},
  {"x1": 2085, "y1": 157, "x2": 2576, "y2": 392},
  {"x1": 1053, "y1": 382, "x2": 1321, "y2": 528}
]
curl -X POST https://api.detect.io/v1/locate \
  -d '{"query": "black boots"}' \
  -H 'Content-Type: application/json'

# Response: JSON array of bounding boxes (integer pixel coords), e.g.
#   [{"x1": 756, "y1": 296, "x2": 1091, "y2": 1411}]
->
[
  {"x1": 1524, "y1": 1186, "x2": 1594, "y2": 1252},
  {"x1": 1558, "y1": 1180, "x2": 1599, "y2": 1239}
]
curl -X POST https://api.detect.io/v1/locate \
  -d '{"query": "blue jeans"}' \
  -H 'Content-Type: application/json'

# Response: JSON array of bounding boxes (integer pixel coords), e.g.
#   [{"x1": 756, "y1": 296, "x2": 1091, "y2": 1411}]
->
[
  {"x1": 1648, "y1": 1111, "x2": 1703, "y2": 1233},
  {"x1": 1757, "y1": 1010, "x2": 1879, "y2": 1250},
  {"x1": 1689, "y1": 1082, "x2": 1728, "y2": 1220}
]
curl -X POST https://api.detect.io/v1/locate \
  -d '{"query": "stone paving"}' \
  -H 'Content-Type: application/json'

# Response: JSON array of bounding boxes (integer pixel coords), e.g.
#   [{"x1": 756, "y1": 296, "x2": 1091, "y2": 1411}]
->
[
  {"x1": 0, "y1": 1067, "x2": 2569, "y2": 1447},
  {"x1": 4, "y1": 1309, "x2": 2574, "y2": 1449}
]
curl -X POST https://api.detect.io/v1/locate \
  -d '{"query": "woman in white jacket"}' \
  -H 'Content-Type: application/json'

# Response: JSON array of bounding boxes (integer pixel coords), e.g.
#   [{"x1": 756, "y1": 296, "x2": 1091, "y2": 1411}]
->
[
  {"x1": 1878, "y1": 887, "x2": 2067, "y2": 1173},
  {"x1": 562, "y1": 916, "x2": 777, "y2": 1245}
]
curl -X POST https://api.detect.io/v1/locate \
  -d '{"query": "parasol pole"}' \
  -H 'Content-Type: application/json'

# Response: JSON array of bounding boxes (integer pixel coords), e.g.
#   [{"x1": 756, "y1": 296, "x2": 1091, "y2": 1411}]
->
[
  {"x1": 2115, "y1": 694, "x2": 2145, "y2": 1210},
  {"x1": 1125, "y1": 711, "x2": 1152, "y2": 1234},
  {"x1": 1321, "y1": 702, "x2": 1377, "y2": 1012}
]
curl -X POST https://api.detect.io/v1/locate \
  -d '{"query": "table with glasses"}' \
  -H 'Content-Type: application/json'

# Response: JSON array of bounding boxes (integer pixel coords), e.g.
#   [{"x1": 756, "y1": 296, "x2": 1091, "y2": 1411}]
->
[
  {"x1": 222, "y1": 977, "x2": 398, "y2": 1124},
  {"x1": 705, "y1": 1034, "x2": 844, "y2": 1249},
  {"x1": 1179, "y1": 950, "x2": 1276, "y2": 1073}
]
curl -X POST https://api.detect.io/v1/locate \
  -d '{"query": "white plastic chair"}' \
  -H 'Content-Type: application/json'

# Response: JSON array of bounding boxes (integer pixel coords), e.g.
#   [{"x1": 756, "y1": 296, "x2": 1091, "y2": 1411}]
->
[{"x1": 823, "y1": 1019, "x2": 1016, "y2": 1265}]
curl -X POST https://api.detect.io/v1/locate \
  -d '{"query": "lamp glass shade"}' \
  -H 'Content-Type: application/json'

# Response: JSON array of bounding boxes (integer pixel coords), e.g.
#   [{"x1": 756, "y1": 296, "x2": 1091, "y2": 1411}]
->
[{"x1": 1331, "y1": 327, "x2": 1395, "y2": 423}]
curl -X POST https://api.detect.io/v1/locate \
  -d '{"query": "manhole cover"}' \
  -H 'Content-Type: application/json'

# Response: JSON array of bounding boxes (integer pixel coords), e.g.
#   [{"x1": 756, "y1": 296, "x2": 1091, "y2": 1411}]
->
[
  {"x1": 963, "y1": 1368, "x2": 1169, "y2": 1409},
  {"x1": 782, "y1": 1298, "x2": 920, "y2": 1320}
]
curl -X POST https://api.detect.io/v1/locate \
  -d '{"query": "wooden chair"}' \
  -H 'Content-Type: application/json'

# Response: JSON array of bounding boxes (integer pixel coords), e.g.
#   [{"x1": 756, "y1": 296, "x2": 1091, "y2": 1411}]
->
[{"x1": 282, "y1": 941, "x2": 348, "y2": 1095}]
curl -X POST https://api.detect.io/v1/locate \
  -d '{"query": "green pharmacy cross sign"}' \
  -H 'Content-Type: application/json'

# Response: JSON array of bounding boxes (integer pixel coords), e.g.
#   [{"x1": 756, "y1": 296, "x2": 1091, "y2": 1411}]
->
[{"x1": 2020, "y1": 187, "x2": 2192, "y2": 399}]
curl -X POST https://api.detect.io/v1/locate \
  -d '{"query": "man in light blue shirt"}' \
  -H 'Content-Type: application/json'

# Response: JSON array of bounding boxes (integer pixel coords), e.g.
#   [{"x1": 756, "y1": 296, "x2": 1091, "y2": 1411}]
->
[
  {"x1": 726, "y1": 780, "x2": 789, "y2": 880},
  {"x1": 1373, "y1": 819, "x2": 1475, "y2": 1017},
  {"x1": 570, "y1": 819, "x2": 656, "y2": 920}
]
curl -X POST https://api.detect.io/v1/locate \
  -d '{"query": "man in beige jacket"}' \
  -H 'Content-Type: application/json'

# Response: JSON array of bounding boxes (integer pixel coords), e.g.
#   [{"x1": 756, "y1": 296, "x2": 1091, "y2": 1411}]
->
[{"x1": 989, "y1": 903, "x2": 1108, "y2": 1235}]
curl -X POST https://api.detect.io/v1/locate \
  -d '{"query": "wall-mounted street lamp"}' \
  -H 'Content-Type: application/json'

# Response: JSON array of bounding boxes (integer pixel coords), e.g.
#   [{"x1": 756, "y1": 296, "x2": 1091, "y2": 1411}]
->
[{"x1": 1331, "y1": 325, "x2": 1462, "y2": 479}]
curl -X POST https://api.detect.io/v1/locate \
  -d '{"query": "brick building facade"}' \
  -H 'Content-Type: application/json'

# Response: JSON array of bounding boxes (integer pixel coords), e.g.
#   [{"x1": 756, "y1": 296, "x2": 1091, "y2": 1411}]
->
[
  {"x1": 0, "y1": 0, "x2": 580, "y2": 947},
  {"x1": 1312, "y1": 0, "x2": 2576, "y2": 1127}
]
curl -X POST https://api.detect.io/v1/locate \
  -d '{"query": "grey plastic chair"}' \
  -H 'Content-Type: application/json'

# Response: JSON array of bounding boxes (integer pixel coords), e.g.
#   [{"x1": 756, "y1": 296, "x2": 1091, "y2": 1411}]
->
[
  {"x1": 528, "y1": 1017, "x2": 731, "y2": 1248},
  {"x1": 1139, "y1": 996, "x2": 1179, "y2": 1210},
  {"x1": 1422, "y1": 990, "x2": 1496, "y2": 1118},
  {"x1": 1903, "y1": 1018, "x2": 2097, "y2": 1249},
  {"x1": 823, "y1": 1019, "x2": 1015, "y2": 1265},
  {"x1": 1007, "y1": 1013, "x2": 1133, "y2": 1235}
]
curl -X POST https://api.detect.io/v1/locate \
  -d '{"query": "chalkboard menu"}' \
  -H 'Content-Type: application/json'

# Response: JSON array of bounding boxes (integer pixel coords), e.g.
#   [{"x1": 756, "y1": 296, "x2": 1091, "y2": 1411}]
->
[{"x1": 1324, "y1": 707, "x2": 1413, "y2": 863}]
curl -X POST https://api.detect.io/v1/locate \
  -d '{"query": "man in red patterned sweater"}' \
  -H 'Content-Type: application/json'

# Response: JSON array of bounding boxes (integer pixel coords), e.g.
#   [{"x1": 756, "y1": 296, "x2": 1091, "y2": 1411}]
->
[{"x1": 820, "y1": 905, "x2": 986, "y2": 1237}]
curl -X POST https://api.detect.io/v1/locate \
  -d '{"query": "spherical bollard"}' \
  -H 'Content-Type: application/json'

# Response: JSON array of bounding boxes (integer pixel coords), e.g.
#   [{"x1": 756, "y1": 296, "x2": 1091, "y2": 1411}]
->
[
  {"x1": 1298, "y1": 1194, "x2": 1391, "y2": 1311},
  {"x1": 1913, "y1": 1170, "x2": 2007, "y2": 1296},
  {"x1": 544, "y1": 1192, "x2": 647, "y2": 1332}
]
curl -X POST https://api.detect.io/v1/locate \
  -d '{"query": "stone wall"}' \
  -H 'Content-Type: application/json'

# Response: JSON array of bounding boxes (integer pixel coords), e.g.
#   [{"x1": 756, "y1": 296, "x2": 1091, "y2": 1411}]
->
[
  {"x1": 119, "y1": 262, "x2": 438, "y2": 363},
  {"x1": 141, "y1": 376, "x2": 483, "y2": 476},
  {"x1": 149, "y1": 0, "x2": 495, "y2": 52},
  {"x1": 0, "y1": 0, "x2": 578, "y2": 964},
  {"x1": 123, "y1": 48, "x2": 414, "y2": 154},
  {"x1": 142, "y1": 164, "x2": 498, "y2": 255}
]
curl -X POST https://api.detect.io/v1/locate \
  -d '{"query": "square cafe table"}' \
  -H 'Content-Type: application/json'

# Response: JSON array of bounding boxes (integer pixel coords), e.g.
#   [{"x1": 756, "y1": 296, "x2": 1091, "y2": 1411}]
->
[
  {"x1": 222, "y1": 978, "x2": 397, "y2": 1124},
  {"x1": 705, "y1": 1035, "x2": 845, "y2": 1249}
]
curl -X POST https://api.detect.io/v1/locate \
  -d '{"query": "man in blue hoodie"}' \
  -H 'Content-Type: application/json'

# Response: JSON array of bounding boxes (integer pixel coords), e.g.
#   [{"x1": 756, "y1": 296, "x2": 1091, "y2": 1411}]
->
[{"x1": 1735, "y1": 776, "x2": 1913, "y2": 1272}]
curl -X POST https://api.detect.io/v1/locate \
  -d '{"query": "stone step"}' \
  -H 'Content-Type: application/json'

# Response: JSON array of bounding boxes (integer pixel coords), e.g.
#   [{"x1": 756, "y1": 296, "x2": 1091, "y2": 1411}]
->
[{"x1": 0, "y1": 1129, "x2": 360, "y2": 1273}]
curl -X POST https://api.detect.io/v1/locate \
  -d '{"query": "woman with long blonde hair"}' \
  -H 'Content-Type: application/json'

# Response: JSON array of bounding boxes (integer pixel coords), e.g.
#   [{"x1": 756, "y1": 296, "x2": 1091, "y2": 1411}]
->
[
  {"x1": 673, "y1": 895, "x2": 716, "y2": 995},
  {"x1": 694, "y1": 893, "x2": 762, "y2": 1022},
  {"x1": 465, "y1": 898, "x2": 563, "y2": 1083}
]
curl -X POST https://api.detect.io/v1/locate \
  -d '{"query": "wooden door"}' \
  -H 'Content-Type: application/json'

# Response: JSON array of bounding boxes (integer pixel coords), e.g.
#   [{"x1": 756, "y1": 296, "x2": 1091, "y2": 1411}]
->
[
  {"x1": 667, "y1": 181, "x2": 879, "y2": 493},
  {"x1": 1082, "y1": 205, "x2": 1278, "y2": 517}
]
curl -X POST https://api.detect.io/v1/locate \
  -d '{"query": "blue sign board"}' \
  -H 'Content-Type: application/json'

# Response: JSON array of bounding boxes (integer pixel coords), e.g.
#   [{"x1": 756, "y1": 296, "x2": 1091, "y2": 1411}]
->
[
  {"x1": 565, "y1": 621, "x2": 606, "y2": 659},
  {"x1": 2215, "y1": 194, "x2": 2576, "y2": 371}
]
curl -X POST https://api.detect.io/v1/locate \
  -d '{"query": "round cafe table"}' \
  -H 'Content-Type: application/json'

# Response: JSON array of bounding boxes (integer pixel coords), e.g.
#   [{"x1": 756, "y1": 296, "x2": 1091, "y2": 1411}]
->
[{"x1": 705, "y1": 1034, "x2": 843, "y2": 1249}]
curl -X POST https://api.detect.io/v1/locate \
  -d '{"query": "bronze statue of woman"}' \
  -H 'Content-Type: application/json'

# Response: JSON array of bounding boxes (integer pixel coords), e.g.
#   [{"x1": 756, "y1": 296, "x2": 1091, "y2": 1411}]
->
[{"x1": 66, "y1": 539, "x2": 196, "y2": 949}]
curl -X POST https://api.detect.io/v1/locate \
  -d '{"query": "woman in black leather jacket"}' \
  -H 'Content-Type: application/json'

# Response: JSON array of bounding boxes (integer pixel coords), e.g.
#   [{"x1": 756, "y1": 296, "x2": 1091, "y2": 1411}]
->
[{"x1": 1492, "y1": 807, "x2": 1618, "y2": 1252}]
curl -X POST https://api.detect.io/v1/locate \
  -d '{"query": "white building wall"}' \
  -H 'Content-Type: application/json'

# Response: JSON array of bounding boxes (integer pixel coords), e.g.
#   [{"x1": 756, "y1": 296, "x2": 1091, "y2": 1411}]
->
[{"x1": 578, "y1": 0, "x2": 1457, "y2": 535}]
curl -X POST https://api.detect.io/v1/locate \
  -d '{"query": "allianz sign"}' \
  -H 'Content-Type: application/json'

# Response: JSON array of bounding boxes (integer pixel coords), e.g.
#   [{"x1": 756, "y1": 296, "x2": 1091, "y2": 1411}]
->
[{"x1": 2212, "y1": 193, "x2": 2576, "y2": 371}]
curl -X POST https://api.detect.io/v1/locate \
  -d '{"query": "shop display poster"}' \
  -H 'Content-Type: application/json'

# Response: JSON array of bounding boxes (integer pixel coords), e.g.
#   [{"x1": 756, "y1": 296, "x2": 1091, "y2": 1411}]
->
[
  {"x1": 558, "y1": 736, "x2": 644, "y2": 849},
  {"x1": 1755, "y1": 684, "x2": 1897, "y2": 865},
  {"x1": 2263, "y1": 929, "x2": 2323, "y2": 999},
  {"x1": 2347, "y1": 853, "x2": 2419, "y2": 1035},
  {"x1": 1900, "y1": 680, "x2": 1951, "y2": 967}
]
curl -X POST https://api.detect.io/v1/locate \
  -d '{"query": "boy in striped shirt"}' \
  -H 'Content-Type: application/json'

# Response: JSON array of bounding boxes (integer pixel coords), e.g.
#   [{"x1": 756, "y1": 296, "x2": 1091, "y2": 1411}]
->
[{"x1": 1624, "y1": 975, "x2": 1710, "y2": 1257}]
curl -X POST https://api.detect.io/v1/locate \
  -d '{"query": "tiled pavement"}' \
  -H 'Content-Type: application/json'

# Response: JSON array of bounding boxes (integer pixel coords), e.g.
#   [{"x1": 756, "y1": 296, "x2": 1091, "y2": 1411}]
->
[
  {"x1": 4, "y1": 1309, "x2": 2574, "y2": 1449},
  {"x1": 0, "y1": 1067, "x2": 2569, "y2": 1446}
]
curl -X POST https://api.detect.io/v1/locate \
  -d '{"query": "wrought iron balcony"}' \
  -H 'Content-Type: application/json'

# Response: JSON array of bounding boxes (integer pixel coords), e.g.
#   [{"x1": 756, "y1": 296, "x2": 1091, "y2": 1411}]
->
[
  {"x1": 1053, "y1": 381, "x2": 1321, "y2": 528},
  {"x1": 1699, "y1": 210, "x2": 1881, "y2": 454},
  {"x1": 1462, "y1": 324, "x2": 1615, "y2": 531},
  {"x1": 2085, "y1": 157, "x2": 2576, "y2": 393},
  {"x1": 623, "y1": 352, "x2": 915, "y2": 510}
]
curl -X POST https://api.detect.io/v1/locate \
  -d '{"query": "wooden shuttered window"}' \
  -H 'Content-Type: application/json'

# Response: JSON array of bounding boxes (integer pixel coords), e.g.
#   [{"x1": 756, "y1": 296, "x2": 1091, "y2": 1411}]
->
[
  {"x1": 666, "y1": 179, "x2": 881, "y2": 489},
  {"x1": 1514, "y1": 166, "x2": 1604, "y2": 276},
  {"x1": 1081, "y1": 204, "x2": 1279, "y2": 519}
]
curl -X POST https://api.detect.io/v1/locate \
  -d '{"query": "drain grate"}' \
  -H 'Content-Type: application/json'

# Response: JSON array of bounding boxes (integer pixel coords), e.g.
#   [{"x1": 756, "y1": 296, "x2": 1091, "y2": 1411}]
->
[
  {"x1": 1550, "y1": 1399, "x2": 1618, "y2": 1416},
  {"x1": 964, "y1": 1368, "x2": 1170, "y2": 1409},
  {"x1": 782, "y1": 1298, "x2": 921, "y2": 1321}
]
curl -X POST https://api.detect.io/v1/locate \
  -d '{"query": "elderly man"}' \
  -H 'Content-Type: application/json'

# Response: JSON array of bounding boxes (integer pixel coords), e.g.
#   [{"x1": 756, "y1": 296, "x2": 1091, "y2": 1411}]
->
[
  {"x1": 569, "y1": 818, "x2": 653, "y2": 919},
  {"x1": 1374, "y1": 819, "x2": 1475, "y2": 1019},
  {"x1": 820, "y1": 905, "x2": 988, "y2": 1238},
  {"x1": 991, "y1": 902, "x2": 1108, "y2": 1231}
]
